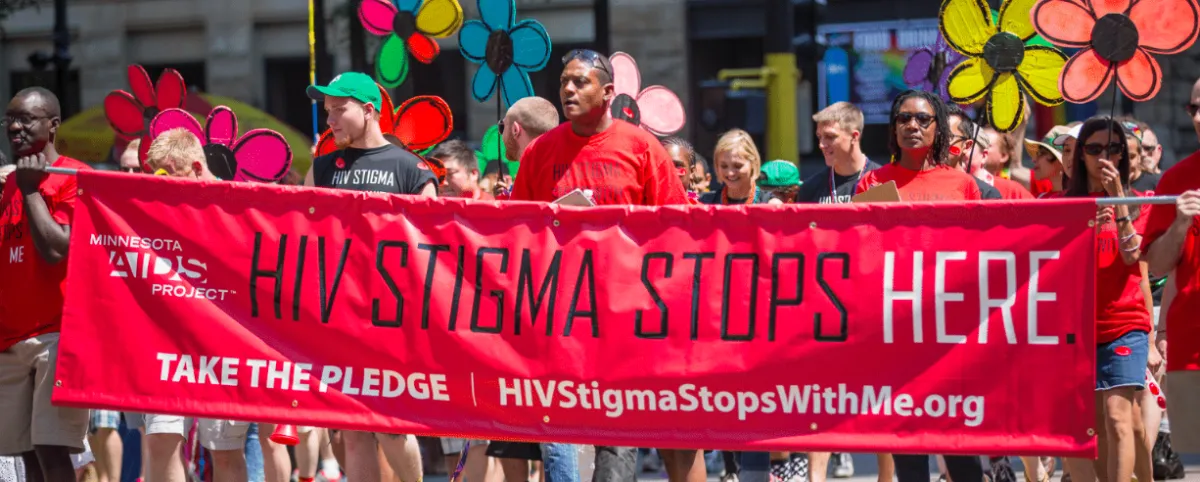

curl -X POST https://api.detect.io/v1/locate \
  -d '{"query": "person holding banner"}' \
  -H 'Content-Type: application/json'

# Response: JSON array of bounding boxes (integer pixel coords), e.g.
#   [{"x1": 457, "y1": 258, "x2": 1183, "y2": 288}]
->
[
  {"x1": 800, "y1": 102, "x2": 881, "y2": 204},
  {"x1": 699, "y1": 129, "x2": 781, "y2": 206},
  {"x1": 856, "y1": 90, "x2": 982, "y2": 202},
  {"x1": 1142, "y1": 77, "x2": 1200, "y2": 455},
  {"x1": 0, "y1": 87, "x2": 91, "y2": 482},
  {"x1": 303, "y1": 71, "x2": 433, "y2": 482},
  {"x1": 511, "y1": 49, "x2": 688, "y2": 482},
  {"x1": 1059, "y1": 117, "x2": 1159, "y2": 482}
]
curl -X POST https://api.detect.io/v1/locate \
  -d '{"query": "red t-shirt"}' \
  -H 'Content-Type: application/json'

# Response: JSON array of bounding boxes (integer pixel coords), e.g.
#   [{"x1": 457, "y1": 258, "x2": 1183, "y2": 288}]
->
[
  {"x1": 1091, "y1": 192, "x2": 1152, "y2": 344},
  {"x1": 854, "y1": 163, "x2": 983, "y2": 201},
  {"x1": 993, "y1": 177, "x2": 1034, "y2": 200},
  {"x1": 0, "y1": 156, "x2": 91, "y2": 351},
  {"x1": 511, "y1": 121, "x2": 688, "y2": 206},
  {"x1": 1029, "y1": 177, "x2": 1055, "y2": 197},
  {"x1": 1142, "y1": 150, "x2": 1200, "y2": 369}
]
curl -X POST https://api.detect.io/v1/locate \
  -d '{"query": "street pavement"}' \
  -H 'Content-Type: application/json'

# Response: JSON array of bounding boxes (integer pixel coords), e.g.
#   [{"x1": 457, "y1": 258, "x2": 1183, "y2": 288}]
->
[{"x1": 423, "y1": 452, "x2": 1200, "y2": 482}]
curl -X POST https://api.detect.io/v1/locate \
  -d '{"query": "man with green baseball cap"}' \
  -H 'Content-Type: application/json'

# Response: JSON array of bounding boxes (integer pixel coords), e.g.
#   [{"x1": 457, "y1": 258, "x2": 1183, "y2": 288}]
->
[
  {"x1": 301, "y1": 72, "x2": 437, "y2": 482},
  {"x1": 759, "y1": 159, "x2": 801, "y2": 202},
  {"x1": 305, "y1": 71, "x2": 382, "y2": 109},
  {"x1": 302, "y1": 71, "x2": 438, "y2": 208}
]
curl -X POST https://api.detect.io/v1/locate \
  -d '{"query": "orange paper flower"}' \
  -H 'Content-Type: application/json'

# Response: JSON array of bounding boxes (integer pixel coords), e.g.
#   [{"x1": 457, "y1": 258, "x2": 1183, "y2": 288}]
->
[{"x1": 1033, "y1": 0, "x2": 1200, "y2": 102}]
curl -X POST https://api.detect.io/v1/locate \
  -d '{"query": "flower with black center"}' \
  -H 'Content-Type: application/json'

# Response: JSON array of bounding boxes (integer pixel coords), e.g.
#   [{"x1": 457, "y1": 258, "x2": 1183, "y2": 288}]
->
[
  {"x1": 359, "y1": 0, "x2": 464, "y2": 88},
  {"x1": 1033, "y1": 0, "x2": 1200, "y2": 103},
  {"x1": 941, "y1": 0, "x2": 1068, "y2": 132},
  {"x1": 457, "y1": 0, "x2": 552, "y2": 107}
]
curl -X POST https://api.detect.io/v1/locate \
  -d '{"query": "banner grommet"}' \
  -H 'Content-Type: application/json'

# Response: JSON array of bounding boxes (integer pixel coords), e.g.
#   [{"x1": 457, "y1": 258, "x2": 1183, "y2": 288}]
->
[
  {"x1": 552, "y1": 220, "x2": 560, "y2": 227},
  {"x1": 543, "y1": 415, "x2": 550, "y2": 423},
  {"x1": 1086, "y1": 428, "x2": 1095, "y2": 436},
  {"x1": 77, "y1": 189, "x2": 83, "y2": 196},
  {"x1": 292, "y1": 400, "x2": 299, "y2": 407},
  {"x1": 809, "y1": 222, "x2": 817, "y2": 229},
  {"x1": 309, "y1": 207, "x2": 315, "y2": 214},
  {"x1": 810, "y1": 423, "x2": 818, "y2": 430}
]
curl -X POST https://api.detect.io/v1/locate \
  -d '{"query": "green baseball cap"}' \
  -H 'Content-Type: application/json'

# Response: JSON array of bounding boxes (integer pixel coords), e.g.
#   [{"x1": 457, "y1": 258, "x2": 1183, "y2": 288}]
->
[
  {"x1": 306, "y1": 72, "x2": 382, "y2": 108},
  {"x1": 760, "y1": 160, "x2": 800, "y2": 187}
]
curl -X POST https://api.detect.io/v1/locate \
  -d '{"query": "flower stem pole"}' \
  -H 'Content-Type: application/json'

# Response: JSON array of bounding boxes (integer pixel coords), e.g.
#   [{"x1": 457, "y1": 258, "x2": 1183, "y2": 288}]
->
[
  {"x1": 309, "y1": 0, "x2": 318, "y2": 143},
  {"x1": 52, "y1": 0, "x2": 70, "y2": 107}
]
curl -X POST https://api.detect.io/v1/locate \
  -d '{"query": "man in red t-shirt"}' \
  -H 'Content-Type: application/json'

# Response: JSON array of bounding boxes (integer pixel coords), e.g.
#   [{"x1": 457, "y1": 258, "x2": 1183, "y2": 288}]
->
[
  {"x1": 510, "y1": 49, "x2": 688, "y2": 482},
  {"x1": 1142, "y1": 77, "x2": 1200, "y2": 450},
  {"x1": 0, "y1": 87, "x2": 91, "y2": 481},
  {"x1": 511, "y1": 50, "x2": 687, "y2": 206}
]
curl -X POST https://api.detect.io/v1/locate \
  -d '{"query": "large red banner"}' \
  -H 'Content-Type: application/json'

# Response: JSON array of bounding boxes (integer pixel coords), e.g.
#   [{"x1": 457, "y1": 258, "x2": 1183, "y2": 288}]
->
[{"x1": 55, "y1": 170, "x2": 1097, "y2": 456}]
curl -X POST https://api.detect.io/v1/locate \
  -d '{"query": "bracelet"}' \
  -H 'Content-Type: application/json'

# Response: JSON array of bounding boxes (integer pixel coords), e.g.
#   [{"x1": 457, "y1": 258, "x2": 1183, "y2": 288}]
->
[
  {"x1": 1121, "y1": 232, "x2": 1138, "y2": 243},
  {"x1": 1122, "y1": 241, "x2": 1142, "y2": 253},
  {"x1": 1116, "y1": 216, "x2": 1131, "y2": 224}
]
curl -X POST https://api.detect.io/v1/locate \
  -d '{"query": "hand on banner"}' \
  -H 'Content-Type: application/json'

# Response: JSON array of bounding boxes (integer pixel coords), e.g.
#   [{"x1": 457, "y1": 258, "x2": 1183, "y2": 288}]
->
[
  {"x1": 1096, "y1": 205, "x2": 1115, "y2": 226},
  {"x1": 15, "y1": 152, "x2": 49, "y2": 194},
  {"x1": 1098, "y1": 159, "x2": 1123, "y2": 198},
  {"x1": 492, "y1": 175, "x2": 513, "y2": 198},
  {"x1": 1174, "y1": 190, "x2": 1200, "y2": 225}
]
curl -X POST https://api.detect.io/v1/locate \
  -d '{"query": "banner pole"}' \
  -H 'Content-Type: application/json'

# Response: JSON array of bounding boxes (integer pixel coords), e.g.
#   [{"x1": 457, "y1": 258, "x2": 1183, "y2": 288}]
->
[{"x1": 32, "y1": 167, "x2": 1186, "y2": 207}]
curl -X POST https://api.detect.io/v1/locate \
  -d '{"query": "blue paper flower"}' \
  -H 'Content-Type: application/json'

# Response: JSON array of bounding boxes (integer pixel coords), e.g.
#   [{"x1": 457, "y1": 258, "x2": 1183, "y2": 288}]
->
[{"x1": 457, "y1": 0, "x2": 552, "y2": 108}]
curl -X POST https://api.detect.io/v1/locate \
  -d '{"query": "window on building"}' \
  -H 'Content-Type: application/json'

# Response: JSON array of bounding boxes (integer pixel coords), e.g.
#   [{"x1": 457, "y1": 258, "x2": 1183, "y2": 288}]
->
[
  {"x1": 265, "y1": 57, "x2": 321, "y2": 141},
  {"x1": 9, "y1": 70, "x2": 82, "y2": 118}
]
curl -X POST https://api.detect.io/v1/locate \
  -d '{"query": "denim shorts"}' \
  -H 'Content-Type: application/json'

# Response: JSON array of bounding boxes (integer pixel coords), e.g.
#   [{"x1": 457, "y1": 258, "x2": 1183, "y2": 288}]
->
[{"x1": 1097, "y1": 330, "x2": 1149, "y2": 391}]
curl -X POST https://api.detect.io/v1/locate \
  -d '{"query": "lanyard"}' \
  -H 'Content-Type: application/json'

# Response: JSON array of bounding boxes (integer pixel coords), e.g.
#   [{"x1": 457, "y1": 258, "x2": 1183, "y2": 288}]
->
[{"x1": 829, "y1": 164, "x2": 867, "y2": 204}]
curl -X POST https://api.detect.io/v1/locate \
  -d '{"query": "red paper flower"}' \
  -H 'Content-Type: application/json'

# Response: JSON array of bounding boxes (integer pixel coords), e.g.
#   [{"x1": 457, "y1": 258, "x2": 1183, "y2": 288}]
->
[
  {"x1": 609, "y1": 52, "x2": 686, "y2": 136},
  {"x1": 315, "y1": 90, "x2": 453, "y2": 183},
  {"x1": 104, "y1": 65, "x2": 187, "y2": 164},
  {"x1": 1033, "y1": 0, "x2": 1200, "y2": 102},
  {"x1": 149, "y1": 106, "x2": 293, "y2": 183}
]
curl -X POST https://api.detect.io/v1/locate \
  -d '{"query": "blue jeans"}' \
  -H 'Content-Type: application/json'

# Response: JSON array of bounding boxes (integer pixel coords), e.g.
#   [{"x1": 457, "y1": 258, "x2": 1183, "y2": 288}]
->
[
  {"x1": 541, "y1": 443, "x2": 580, "y2": 482},
  {"x1": 246, "y1": 423, "x2": 265, "y2": 482},
  {"x1": 739, "y1": 452, "x2": 770, "y2": 482}
]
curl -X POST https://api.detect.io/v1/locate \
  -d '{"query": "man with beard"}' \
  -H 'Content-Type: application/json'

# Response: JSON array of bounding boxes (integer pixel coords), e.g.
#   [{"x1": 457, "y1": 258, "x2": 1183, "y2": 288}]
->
[
  {"x1": 511, "y1": 49, "x2": 688, "y2": 482},
  {"x1": 304, "y1": 72, "x2": 438, "y2": 198},
  {"x1": 0, "y1": 87, "x2": 91, "y2": 482},
  {"x1": 303, "y1": 72, "x2": 434, "y2": 482}
]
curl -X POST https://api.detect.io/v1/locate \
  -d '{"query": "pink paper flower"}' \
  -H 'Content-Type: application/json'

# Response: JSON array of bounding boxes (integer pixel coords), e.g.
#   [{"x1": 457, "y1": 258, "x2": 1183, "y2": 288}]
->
[
  {"x1": 609, "y1": 52, "x2": 686, "y2": 136},
  {"x1": 150, "y1": 107, "x2": 293, "y2": 183}
]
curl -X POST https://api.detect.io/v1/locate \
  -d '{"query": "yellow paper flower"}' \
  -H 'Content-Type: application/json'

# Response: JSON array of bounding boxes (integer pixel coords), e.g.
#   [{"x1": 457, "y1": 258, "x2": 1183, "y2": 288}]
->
[{"x1": 940, "y1": 0, "x2": 1068, "y2": 132}]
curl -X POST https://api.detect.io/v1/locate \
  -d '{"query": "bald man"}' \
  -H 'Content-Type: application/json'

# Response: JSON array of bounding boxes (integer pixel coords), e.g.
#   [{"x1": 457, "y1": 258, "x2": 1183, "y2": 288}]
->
[{"x1": 502, "y1": 96, "x2": 560, "y2": 162}]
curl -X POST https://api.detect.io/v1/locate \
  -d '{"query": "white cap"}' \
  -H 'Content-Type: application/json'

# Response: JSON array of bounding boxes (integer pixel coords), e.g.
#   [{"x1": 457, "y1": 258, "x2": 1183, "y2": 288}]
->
[{"x1": 1052, "y1": 124, "x2": 1082, "y2": 146}]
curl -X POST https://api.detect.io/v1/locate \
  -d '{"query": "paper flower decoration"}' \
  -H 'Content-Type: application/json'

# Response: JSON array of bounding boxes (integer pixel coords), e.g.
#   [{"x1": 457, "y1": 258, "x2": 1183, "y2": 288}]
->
[
  {"x1": 1032, "y1": 0, "x2": 1200, "y2": 103},
  {"x1": 149, "y1": 106, "x2": 293, "y2": 183},
  {"x1": 104, "y1": 65, "x2": 187, "y2": 163},
  {"x1": 609, "y1": 52, "x2": 686, "y2": 136},
  {"x1": 359, "y1": 0, "x2": 464, "y2": 88},
  {"x1": 941, "y1": 0, "x2": 1068, "y2": 132},
  {"x1": 314, "y1": 90, "x2": 453, "y2": 183},
  {"x1": 457, "y1": 0, "x2": 552, "y2": 108},
  {"x1": 903, "y1": 33, "x2": 966, "y2": 103}
]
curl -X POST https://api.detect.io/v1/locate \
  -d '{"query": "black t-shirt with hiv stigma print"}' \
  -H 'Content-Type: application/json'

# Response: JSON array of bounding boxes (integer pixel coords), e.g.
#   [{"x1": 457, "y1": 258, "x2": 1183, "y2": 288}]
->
[
  {"x1": 312, "y1": 144, "x2": 437, "y2": 195},
  {"x1": 796, "y1": 160, "x2": 883, "y2": 204}
]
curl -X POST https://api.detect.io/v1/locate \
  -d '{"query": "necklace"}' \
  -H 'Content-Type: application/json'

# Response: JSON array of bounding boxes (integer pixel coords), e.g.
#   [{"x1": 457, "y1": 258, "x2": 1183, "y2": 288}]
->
[
  {"x1": 722, "y1": 185, "x2": 755, "y2": 205},
  {"x1": 829, "y1": 162, "x2": 867, "y2": 204}
]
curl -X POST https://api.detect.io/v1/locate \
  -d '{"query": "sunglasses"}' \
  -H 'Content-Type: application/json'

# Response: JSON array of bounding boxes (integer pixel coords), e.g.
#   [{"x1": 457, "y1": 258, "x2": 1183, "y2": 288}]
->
[
  {"x1": 561, "y1": 49, "x2": 611, "y2": 77},
  {"x1": 895, "y1": 112, "x2": 935, "y2": 128},
  {"x1": 1187, "y1": 103, "x2": 1200, "y2": 116},
  {"x1": 496, "y1": 119, "x2": 505, "y2": 135},
  {"x1": 1083, "y1": 143, "x2": 1124, "y2": 157}
]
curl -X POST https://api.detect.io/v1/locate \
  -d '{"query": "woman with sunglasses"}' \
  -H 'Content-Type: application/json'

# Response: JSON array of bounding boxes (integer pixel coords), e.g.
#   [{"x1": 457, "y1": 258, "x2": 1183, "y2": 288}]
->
[
  {"x1": 855, "y1": 90, "x2": 982, "y2": 202},
  {"x1": 1061, "y1": 117, "x2": 1161, "y2": 482}
]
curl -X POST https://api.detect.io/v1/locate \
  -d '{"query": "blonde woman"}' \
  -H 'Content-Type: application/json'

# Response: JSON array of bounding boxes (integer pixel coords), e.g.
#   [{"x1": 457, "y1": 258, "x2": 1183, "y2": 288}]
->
[{"x1": 700, "y1": 129, "x2": 783, "y2": 206}]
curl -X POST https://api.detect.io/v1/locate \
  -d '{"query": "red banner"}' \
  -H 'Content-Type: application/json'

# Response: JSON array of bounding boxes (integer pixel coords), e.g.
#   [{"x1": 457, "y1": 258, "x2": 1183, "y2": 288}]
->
[{"x1": 55, "y1": 170, "x2": 1097, "y2": 456}]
